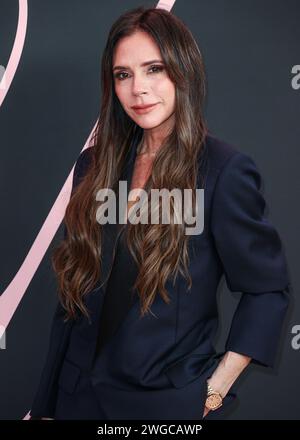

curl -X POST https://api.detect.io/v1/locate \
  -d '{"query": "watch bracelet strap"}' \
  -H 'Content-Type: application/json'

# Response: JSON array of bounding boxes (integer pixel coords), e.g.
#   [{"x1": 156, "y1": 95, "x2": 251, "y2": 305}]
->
[{"x1": 207, "y1": 382, "x2": 223, "y2": 399}]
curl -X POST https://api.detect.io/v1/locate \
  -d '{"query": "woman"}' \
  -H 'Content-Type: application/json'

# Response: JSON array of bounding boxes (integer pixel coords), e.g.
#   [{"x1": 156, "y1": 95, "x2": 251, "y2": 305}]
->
[{"x1": 30, "y1": 7, "x2": 291, "y2": 420}]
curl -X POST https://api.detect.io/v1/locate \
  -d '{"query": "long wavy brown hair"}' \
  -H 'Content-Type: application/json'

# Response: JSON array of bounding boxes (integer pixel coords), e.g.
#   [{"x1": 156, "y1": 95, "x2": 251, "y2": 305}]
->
[{"x1": 52, "y1": 6, "x2": 208, "y2": 321}]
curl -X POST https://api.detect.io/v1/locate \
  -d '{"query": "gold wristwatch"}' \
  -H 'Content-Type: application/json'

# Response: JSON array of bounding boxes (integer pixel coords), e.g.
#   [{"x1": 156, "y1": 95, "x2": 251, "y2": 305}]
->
[{"x1": 205, "y1": 382, "x2": 223, "y2": 411}]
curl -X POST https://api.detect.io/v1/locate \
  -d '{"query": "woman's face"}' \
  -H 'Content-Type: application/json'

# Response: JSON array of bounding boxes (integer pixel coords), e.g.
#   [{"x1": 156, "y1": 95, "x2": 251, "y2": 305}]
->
[{"x1": 112, "y1": 31, "x2": 175, "y2": 132}]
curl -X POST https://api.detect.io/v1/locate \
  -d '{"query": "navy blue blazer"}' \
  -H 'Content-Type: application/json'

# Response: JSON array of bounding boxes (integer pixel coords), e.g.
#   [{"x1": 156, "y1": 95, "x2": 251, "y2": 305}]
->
[{"x1": 30, "y1": 130, "x2": 291, "y2": 420}]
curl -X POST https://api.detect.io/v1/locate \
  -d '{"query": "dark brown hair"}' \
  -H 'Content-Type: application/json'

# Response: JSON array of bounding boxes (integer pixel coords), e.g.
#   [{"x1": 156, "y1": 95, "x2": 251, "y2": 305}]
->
[{"x1": 52, "y1": 6, "x2": 208, "y2": 321}]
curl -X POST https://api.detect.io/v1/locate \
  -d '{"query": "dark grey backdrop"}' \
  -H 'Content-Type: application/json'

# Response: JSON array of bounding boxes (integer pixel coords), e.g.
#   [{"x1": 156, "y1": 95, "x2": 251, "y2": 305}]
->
[{"x1": 0, "y1": 0, "x2": 299, "y2": 420}]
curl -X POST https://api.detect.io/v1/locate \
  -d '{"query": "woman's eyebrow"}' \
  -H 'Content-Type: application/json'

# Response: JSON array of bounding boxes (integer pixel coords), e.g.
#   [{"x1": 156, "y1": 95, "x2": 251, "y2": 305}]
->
[{"x1": 113, "y1": 59, "x2": 163, "y2": 71}]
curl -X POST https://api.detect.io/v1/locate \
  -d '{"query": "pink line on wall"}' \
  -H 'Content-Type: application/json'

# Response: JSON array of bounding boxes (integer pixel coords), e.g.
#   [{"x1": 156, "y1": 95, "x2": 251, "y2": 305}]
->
[
  {"x1": 156, "y1": 0, "x2": 176, "y2": 10},
  {"x1": 0, "y1": 1, "x2": 28, "y2": 108}
]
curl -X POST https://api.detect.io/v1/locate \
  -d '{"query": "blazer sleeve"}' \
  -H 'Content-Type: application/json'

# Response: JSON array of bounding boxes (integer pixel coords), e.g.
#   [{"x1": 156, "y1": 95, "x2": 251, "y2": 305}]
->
[
  {"x1": 210, "y1": 151, "x2": 291, "y2": 368},
  {"x1": 29, "y1": 147, "x2": 93, "y2": 418}
]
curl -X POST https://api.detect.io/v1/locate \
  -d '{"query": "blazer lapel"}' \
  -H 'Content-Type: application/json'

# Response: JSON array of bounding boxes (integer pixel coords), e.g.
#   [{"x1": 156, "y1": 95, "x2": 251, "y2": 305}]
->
[
  {"x1": 91, "y1": 128, "x2": 143, "y2": 359},
  {"x1": 98, "y1": 128, "x2": 142, "y2": 292}
]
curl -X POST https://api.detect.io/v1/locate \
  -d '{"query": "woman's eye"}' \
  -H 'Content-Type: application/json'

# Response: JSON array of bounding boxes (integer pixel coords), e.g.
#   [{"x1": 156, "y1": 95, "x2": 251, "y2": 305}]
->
[
  {"x1": 114, "y1": 72, "x2": 129, "y2": 81},
  {"x1": 114, "y1": 65, "x2": 164, "y2": 81},
  {"x1": 149, "y1": 65, "x2": 164, "y2": 74}
]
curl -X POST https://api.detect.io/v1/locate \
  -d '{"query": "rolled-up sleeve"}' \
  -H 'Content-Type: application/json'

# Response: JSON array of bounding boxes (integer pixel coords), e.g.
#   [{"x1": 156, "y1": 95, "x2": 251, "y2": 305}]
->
[{"x1": 210, "y1": 151, "x2": 291, "y2": 368}]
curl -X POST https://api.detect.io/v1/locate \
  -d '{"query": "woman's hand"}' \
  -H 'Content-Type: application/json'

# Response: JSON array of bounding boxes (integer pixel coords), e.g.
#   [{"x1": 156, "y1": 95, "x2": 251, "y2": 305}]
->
[{"x1": 202, "y1": 350, "x2": 252, "y2": 418}]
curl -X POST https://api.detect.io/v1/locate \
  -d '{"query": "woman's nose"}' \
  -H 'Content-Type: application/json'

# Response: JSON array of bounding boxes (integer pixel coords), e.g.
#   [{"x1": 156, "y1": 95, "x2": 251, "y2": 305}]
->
[{"x1": 132, "y1": 73, "x2": 148, "y2": 96}]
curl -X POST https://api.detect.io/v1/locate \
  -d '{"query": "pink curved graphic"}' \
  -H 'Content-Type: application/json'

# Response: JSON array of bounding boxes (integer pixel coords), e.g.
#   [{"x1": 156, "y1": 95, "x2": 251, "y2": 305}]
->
[
  {"x1": 156, "y1": 0, "x2": 176, "y2": 9},
  {"x1": 0, "y1": 1, "x2": 28, "y2": 108},
  {"x1": 0, "y1": 0, "x2": 176, "y2": 420}
]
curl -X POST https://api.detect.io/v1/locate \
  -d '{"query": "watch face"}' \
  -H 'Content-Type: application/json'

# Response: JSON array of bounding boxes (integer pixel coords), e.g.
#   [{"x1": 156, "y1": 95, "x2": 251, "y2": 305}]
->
[{"x1": 205, "y1": 393, "x2": 223, "y2": 410}]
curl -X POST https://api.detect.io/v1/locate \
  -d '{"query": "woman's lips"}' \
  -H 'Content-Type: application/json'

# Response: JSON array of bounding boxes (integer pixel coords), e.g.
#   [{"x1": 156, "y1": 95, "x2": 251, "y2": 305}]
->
[{"x1": 132, "y1": 103, "x2": 158, "y2": 114}]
